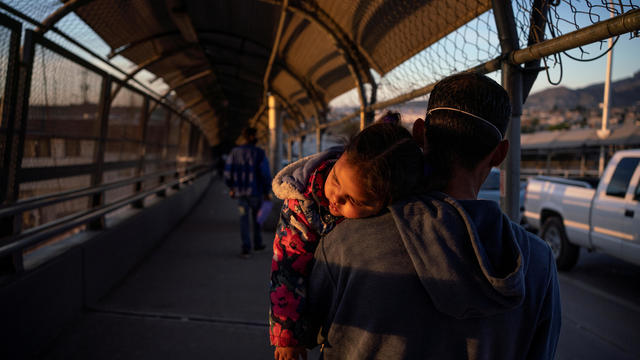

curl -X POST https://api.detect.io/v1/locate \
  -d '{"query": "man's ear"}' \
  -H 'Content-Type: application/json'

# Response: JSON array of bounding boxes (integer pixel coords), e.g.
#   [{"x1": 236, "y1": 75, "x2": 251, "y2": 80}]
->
[{"x1": 489, "y1": 139, "x2": 509, "y2": 167}]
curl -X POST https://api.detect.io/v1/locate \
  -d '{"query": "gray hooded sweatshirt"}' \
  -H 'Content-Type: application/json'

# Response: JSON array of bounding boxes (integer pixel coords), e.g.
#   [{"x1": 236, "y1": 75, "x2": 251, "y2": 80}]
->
[{"x1": 307, "y1": 192, "x2": 561, "y2": 359}]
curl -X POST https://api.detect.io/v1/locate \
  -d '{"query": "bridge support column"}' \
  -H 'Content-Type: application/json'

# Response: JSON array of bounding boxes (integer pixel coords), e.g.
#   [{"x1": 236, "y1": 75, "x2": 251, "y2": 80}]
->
[
  {"x1": 286, "y1": 138, "x2": 293, "y2": 164},
  {"x1": 493, "y1": 0, "x2": 523, "y2": 222},
  {"x1": 268, "y1": 95, "x2": 282, "y2": 175},
  {"x1": 299, "y1": 136, "x2": 306, "y2": 159}
]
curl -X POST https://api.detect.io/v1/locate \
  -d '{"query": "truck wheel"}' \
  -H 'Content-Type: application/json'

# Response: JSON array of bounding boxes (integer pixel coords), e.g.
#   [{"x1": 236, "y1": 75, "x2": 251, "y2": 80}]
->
[{"x1": 541, "y1": 217, "x2": 579, "y2": 271}]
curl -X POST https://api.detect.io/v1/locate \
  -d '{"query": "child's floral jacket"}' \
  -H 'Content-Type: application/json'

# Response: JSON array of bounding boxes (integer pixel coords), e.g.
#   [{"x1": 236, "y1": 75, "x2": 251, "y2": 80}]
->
[{"x1": 269, "y1": 146, "x2": 343, "y2": 347}]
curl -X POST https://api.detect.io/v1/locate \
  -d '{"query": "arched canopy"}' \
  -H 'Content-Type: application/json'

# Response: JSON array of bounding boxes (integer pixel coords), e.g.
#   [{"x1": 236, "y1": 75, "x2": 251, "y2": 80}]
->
[{"x1": 68, "y1": 0, "x2": 491, "y2": 149}]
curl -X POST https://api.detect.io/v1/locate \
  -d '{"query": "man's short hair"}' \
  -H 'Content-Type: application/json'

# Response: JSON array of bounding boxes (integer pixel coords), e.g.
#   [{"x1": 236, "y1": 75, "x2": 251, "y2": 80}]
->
[
  {"x1": 241, "y1": 127, "x2": 258, "y2": 143},
  {"x1": 424, "y1": 73, "x2": 511, "y2": 188}
]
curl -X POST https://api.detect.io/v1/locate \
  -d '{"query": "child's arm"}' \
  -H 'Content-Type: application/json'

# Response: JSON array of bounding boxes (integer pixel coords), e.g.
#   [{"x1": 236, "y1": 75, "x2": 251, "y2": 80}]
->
[{"x1": 270, "y1": 198, "x2": 321, "y2": 349}]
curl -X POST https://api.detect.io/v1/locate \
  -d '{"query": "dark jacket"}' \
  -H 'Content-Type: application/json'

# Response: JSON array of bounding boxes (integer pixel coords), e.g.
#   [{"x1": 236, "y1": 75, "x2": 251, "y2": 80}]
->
[
  {"x1": 308, "y1": 192, "x2": 561, "y2": 359},
  {"x1": 224, "y1": 144, "x2": 271, "y2": 197}
]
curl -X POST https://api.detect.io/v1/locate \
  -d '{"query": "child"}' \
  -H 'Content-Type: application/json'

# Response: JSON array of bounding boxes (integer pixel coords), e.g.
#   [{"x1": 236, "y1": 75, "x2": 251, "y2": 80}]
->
[{"x1": 269, "y1": 121, "x2": 424, "y2": 360}]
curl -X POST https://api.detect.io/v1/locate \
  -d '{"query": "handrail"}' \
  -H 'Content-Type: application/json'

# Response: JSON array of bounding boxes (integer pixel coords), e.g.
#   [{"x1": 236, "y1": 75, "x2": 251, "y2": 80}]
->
[
  {"x1": 0, "y1": 163, "x2": 207, "y2": 218},
  {"x1": 0, "y1": 167, "x2": 210, "y2": 258}
]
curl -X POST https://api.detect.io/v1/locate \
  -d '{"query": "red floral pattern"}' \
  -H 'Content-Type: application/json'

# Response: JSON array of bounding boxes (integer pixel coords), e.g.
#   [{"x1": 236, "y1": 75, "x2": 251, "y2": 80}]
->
[
  {"x1": 269, "y1": 159, "x2": 342, "y2": 347},
  {"x1": 271, "y1": 284, "x2": 301, "y2": 322},
  {"x1": 270, "y1": 322, "x2": 296, "y2": 347}
]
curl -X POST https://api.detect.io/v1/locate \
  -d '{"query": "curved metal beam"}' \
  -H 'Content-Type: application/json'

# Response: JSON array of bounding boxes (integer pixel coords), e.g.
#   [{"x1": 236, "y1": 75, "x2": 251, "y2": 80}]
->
[
  {"x1": 108, "y1": 29, "x2": 328, "y2": 121},
  {"x1": 251, "y1": 0, "x2": 290, "y2": 126},
  {"x1": 259, "y1": 0, "x2": 377, "y2": 128},
  {"x1": 271, "y1": 90, "x2": 306, "y2": 128},
  {"x1": 181, "y1": 97, "x2": 209, "y2": 114},
  {"x1": 149, "y1": 69, "x2": 214, "y2": 113},
  {"x1": 111, "y1": 44, "x2": 199, "y2": 101},
  {"x1": 201, "y1": 39, "x2": 327, "y2": 116},
  {"x1": 109, "y1": 31, "x2": 181, "y2": 59},
  {"x1": 36, "y1": 0, "x2": 96, "y2": 34},
  {"x1": 112, "y1": 30, "x2": 269, "y2": 59},
  {"x1": 274, "y1": 64, "x2": 325, "y2": 124}
]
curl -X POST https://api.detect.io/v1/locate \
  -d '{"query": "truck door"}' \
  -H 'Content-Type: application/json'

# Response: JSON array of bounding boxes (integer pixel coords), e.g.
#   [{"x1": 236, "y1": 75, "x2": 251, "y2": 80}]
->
[
  {"x1": 619, "y1": 163, "x2": 640, "y2": 265},
  {"x1": 591, "y1": 156, "x2": 640, "y2": 259}
]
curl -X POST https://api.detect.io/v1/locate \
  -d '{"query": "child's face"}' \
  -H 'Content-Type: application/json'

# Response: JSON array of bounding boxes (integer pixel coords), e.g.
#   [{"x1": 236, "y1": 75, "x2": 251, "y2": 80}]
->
[{"x1": 323, "y1": 155, "x2": 384, "y2": 219}]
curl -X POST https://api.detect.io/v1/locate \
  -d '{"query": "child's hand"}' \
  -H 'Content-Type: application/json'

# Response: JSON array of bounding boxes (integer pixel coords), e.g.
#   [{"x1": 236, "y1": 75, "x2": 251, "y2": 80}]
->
[{"x1": 274, "y1": 346, "x2": 307, "y2": 360}]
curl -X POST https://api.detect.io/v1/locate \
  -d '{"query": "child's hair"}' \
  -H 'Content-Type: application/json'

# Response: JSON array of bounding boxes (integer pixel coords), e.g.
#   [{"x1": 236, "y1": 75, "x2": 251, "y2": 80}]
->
[
  {"x1": 343, "y1": 122, "x2": 424, "y2": 206},
  {"x1": 376, "y1": 111, "x2": 402, "y2": 125},
  {"x1": 424, "y1": 73, "x2": 511, "y2": 190}
]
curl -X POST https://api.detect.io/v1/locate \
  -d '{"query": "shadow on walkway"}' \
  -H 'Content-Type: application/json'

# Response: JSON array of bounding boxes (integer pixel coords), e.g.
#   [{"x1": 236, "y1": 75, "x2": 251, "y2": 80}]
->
[{"x1": 44, "y1": 178, "x2": 276, "y2": 359}]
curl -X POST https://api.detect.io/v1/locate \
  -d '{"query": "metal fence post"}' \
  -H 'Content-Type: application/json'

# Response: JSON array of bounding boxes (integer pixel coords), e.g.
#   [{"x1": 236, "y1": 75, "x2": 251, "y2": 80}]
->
[
  {"x1": 157, "y1": 108, "x2": 172, "y2": 197},
  {"x1": 493, "y1": 0, "x2": 523, "y2": 222},
  {"x1": 0, "y1": 17, "x2": 24, "y2": 274},
  {"x1": 172, "y1": 117, "x2": 184, "y2": 190},
  {"x1": 0, "y1": 16, "x2": 21, "y2": 206},
  {"x1": 298, "y1": 135, "x2": 305, "y2": 159},
  {"x1": 133, "y1": 96, "x2": 150, "y2": 208},
  {"x1": 286, "y1": 137, "x2": 293, "y2": 164},
  {"x1": 88, "y1": 75, "x2": 112, "y2": 229},
  {"x1": 268, "y1": 95, "x2": 282, "y2": 175}
]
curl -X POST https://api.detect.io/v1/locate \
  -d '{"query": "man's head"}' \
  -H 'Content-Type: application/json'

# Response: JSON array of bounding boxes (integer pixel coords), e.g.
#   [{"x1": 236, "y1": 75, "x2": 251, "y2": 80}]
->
[
  {"x1": 423, "y1": 73, "x2": 511, "y2": 190},
  {"x1": 241, "y1": 127, "x2": 258, "y2": 145}
]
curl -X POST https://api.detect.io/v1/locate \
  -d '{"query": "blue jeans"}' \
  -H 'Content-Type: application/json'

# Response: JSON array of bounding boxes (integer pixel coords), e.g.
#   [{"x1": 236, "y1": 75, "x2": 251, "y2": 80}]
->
[{"x1": 237, "y1": 196, "x2": 264, "y2": 252}]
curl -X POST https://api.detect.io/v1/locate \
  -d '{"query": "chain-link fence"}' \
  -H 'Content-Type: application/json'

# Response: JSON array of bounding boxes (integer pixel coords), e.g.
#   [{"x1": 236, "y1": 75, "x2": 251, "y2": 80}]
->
[
  {"x1": 0, "y1": 4, "x2": 212, "y2": 274},
  {"x1": 325, "y1": 0, "x2": 638, "y2": 119}
]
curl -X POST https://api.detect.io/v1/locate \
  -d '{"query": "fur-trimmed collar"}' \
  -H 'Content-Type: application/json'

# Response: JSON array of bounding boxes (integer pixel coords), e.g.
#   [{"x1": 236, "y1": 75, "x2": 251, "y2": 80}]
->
[{"x1": 272, "y1": 146, "x2": 343, "y2": 200}]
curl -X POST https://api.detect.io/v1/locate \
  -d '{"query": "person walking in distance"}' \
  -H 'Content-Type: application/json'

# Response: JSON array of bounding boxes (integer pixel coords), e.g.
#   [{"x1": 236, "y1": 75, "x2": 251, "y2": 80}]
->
[{"x1": 224, "y1": 127, "x2": 272, "y2": 258}]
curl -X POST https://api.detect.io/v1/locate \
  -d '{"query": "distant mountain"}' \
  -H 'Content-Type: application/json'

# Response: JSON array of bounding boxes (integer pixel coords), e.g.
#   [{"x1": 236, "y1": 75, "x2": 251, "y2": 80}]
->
[{"x1": 524, "y1": 71, "x2": 640, "y2": 111}]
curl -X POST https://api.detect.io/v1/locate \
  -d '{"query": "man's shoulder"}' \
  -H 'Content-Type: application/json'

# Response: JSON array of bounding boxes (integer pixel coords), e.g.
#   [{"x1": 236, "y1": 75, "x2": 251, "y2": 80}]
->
[{"x1": 324, "y1": 211, "x2": 397, "y2": 243}]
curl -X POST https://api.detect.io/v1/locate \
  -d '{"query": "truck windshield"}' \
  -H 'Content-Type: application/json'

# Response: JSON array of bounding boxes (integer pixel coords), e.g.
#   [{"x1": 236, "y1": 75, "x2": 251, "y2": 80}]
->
[{"x1": 606, "y1": 157, "x2": 640, "y2": 198}]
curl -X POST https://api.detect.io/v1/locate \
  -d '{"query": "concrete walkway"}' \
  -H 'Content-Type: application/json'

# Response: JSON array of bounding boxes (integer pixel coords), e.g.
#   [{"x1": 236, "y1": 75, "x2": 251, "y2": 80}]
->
[{"x1": 43, "y1": 178, "x2": 282, "y2": 359}]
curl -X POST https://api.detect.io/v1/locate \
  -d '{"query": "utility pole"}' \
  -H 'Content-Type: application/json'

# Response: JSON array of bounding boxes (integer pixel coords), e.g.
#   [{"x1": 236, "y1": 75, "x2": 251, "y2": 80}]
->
[{"x1": 597, "y1": 8, "x2": 615, "y2": 175}]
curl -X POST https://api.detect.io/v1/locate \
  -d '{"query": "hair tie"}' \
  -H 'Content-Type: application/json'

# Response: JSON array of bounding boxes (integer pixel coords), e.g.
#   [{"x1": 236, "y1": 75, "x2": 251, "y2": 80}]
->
[{"x1": 426, "y1": 107, "x2": 503, "y2": 140}]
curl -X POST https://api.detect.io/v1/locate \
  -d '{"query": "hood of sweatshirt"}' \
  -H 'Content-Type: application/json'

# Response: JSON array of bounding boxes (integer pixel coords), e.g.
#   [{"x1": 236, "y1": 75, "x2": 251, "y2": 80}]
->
[
  {"x1": 389, "y1": 192, "x2": 526, "y2": 319},
  {"x1": 272, "y1": 146, "x2": 343, "y2": 200}
]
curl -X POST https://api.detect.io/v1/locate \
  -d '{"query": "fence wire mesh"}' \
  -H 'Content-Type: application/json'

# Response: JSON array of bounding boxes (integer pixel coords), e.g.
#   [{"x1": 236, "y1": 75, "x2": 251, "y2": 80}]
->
[
  {"x1": 0, "y1": 3, "x2": 212, "y2": 253},
  {"x1": 327, "y1": 0, "x2": 639, "y2": 135},
  {"x1": 0, "y1": 23, "x2": 13, "y2": 170},
  {"x1": 0, "y1": 24, "x2": 11, "y2": 125},
  {"x1": 513, "y1": 0, "x2": 639, "y2": 86}
]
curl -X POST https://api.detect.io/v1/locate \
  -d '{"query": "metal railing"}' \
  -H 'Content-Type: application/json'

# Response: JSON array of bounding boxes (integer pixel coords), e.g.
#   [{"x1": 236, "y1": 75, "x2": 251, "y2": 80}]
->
[
  {"x1": 0, "y1": 163, "x2": 210, "y2": 264},
  {"x1": 0, "y1": 8, "x2": 212, "y2": 275}
]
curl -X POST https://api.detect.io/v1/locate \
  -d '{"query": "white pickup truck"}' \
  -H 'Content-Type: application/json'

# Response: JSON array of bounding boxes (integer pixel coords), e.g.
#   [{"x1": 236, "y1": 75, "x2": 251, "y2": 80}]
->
[{"x1": 524, "y1": 149, "x2": 640, "y2": 270}]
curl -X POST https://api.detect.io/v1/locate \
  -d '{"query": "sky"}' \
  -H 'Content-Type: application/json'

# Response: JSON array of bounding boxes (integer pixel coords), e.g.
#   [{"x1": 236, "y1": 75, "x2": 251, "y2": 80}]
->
[{"x1": 527, "y1": 35, "x2": 639, "y2": 94}]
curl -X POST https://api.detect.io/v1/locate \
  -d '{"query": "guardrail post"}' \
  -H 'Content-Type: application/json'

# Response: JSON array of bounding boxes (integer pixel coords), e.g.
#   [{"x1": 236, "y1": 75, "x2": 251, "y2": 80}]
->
[
  {"x1": 88, "y1": 75, "x2": 112, "y2": 230},
  {"x1": 0, "y1": 17, "x2": 24, "y2": 275},
  {"x1": 298, "y1": 135, "x2": 305, "y2": 159},
  {"x1": 157, "y1": 108, "x2": 172, "y2": 197},
  {"x1": 133, "y1": 96, "x2": 150, "y2": 208},
  {"x1": 286, "y1": 137, "x2": 293, "y2": 164},
  {"x1": 172, "y1": 117, "x2": 184, "y2": 190}
]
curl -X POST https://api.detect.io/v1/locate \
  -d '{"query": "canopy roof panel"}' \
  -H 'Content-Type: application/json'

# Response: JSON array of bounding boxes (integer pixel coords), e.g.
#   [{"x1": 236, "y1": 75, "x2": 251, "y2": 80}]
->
[{"x1": 70, "y1": 0, "x2": 490, "y2": 148}]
